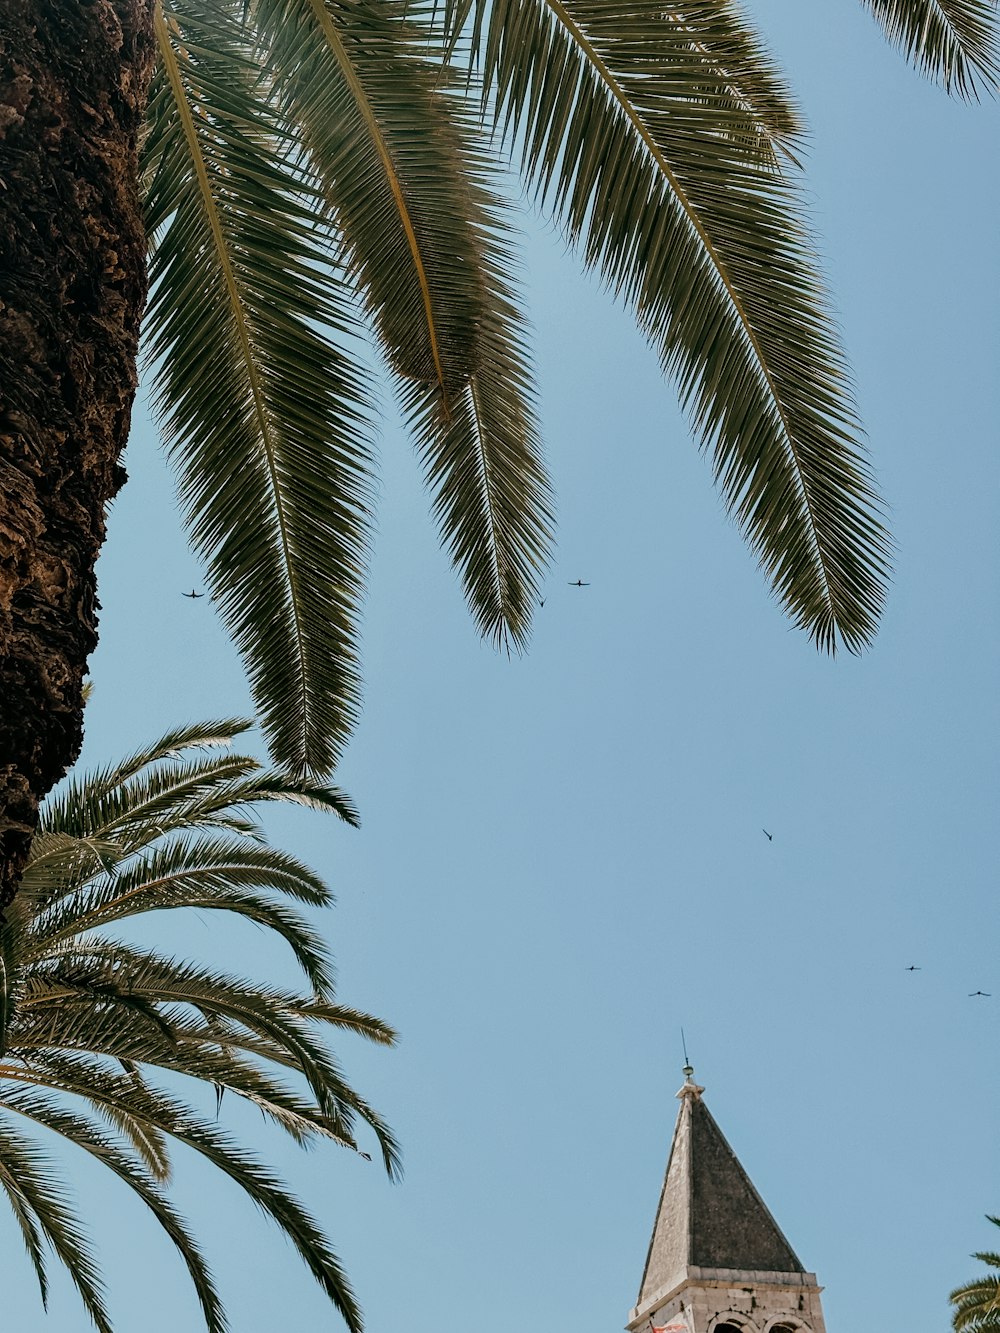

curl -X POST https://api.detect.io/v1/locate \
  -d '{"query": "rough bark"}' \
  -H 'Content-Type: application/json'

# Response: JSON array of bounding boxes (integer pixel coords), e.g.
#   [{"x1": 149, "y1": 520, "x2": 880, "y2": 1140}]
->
[{"x1": 0, "y1": 0, "x2": 154, "y2": 907}]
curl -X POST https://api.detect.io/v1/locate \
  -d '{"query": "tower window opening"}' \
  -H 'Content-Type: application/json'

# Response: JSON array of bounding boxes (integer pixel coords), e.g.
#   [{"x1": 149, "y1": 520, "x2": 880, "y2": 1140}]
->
[{"x1": 716, "y1": 1324, "x2": 745, "y2": 1333}]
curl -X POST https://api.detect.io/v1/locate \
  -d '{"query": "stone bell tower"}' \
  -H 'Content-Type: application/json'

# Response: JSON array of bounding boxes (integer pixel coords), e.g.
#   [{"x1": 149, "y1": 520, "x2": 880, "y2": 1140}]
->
[{"x1": 626, "y1": 1068, "x2": 828, "y2": 1333}]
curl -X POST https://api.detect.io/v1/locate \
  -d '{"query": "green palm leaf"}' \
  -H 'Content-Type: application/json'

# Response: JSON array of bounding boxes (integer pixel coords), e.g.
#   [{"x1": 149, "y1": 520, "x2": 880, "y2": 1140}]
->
[
  {"x1": 1, "y1": 1095, "x2": 226, "y2": 1333},
  {"x1": 0, "y1": 1115, "x2": 114, "y2": 1333},
  {"x1": 253, "y1": 0, "x2": 554, "y2": 646},
  {"x1": 0, "y1": 1134, "x2": 52, "y2": 1310},
  {"x1": 858, "y1": 0, "x2": 1000, "y2": 96},
  {"x1": 657, "y1": 1, "x2": 805, "y2": 156},
  {"x1": 144, "y1": 2, "x2": 376, "y2": 777},
  {"x1": 400, "y1": 214, "x2": 554, "y2": 647},
  {"x1": 30, "y1": 838, "x2": 336, "y2": 991},
  {"x1": 253, "y1": 0, "x2": 484, "y2": 401},
  {"x1": 449, "y1": 0, "x2": 804, "y2": 162},
  {"x1": 0, "y1": 722, "x2": 396, "y2": 1330},
  {"x1": 463, "y1": 0, "x2": 890, "y2": 651},
  {"x1": 953, "y1": 1218, "x2": 1000, "y2": 1332},
  {"x1": 43, "y1": 718, "x2": 357, "y2": 857}
]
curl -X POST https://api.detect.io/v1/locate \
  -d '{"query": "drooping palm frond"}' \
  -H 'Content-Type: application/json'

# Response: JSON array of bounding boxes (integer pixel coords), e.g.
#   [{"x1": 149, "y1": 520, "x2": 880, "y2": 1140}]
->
[
  {"x1": 858, "y1": 0, "x2": 1000, "y2": 97},
  {"x1": 952, "y1": 1218, "x2": 1000, "y2": 1332},
  {"x1": 143, "y1": 1, "x2": 376, "y2": 778},
  {"x1": 123, "y1": 0, "x2": 1000, "y2": 780},
  {"x1": 0, "y1": 1094, "x2": 226, "y2": 1333},
  {"x1": 399, "y1": 190, "x2": 554, "y2": 648},
  {"x1": 253, "y1": 0, "x2": 484, "y2": 403},
  {"x1": 0, "y1": 723, "x2": 397, "y2": 1332},
  {"x1": 0, "y1": 1115, "x2": 116, "y2": 1333},
  {"x1": 460, "y1": 0, "x2": 890, "y2": 652},
  {"x1": 447, "y1": 0, "x2": 805, "y2": 163},
  {"x1": 252, "y1": 0, "x2": 554, "y2": 648}
]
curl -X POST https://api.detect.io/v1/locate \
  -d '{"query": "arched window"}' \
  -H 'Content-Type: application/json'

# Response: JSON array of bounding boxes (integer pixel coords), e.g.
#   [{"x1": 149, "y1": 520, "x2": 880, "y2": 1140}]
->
[{"x1": 716, "y1": 1324, "x2": 745, "y2": 1333}]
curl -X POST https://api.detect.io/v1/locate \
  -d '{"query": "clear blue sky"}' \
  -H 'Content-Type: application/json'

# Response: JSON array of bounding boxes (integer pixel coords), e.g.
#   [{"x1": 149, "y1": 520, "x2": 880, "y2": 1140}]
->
[{"x1": 5, "y1": 3, "x2": 998, "y2": 1330}]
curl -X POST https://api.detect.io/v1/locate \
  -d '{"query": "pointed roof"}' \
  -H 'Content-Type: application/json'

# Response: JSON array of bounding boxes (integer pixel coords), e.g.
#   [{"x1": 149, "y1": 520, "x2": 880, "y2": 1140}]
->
[{"x1": 637, "y1": 1070, "x2": 804, "y2": 1305}]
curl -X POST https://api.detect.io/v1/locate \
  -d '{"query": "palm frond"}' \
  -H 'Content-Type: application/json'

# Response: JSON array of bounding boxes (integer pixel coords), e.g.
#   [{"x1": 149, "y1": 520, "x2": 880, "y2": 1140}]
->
[
  {"x1": 22, "y1": 938, "x2": 397, "y2": 1152},
  {"x1": 144, "y1": 2, "x2": 376, "y2": 776},
  {"x1": 18, "y1": 833, "x2": 123, "y2": 894},
  {"x1": 449, "y1": 0, "x2": 805, "y2": 163},
  {"x1": 858, "y1": 0, "x2": 1000, "y2": 97},
  {"x1": 470, "y1": 0, "x2": 889, "y2": 651},
  {"x1": 400, "y1": 214, "x2": 553, "y2": 648},
  {"x1": 147, "y1": 1101, "x2": 365, "y2": 1331},
  {"x1": 0, "y1": 1148, "x2": 50, "y2": 1308},
  {"x1": 98, "y1": 1099, "x2": 173, "y2": 1182},
  {"x1": 0, "y1": 722, "x2": 395, "y2": 1329},
  {"x1": 41, "y1": 719, "x2": 252, "y2": 834},
  {"x1": 646, "y1": 1, "x2": 805, "y2": 161},
  {"x1": 0, "y1": 1113, "x2": 113, "y2": 1333},
  {"x1": 1, "y1": 1093, "x2": 227, "y2": 1333},
  {"x1": 953, "y1": 1220, "x2": 1000, "y2": 1331},
  {"x1": 42, "y1": 727, "x2": 358, "y2": 859},
  {"x1": 253, "y1": 0, "x2": 484, "y2": 404},
  {"x1": 253, "y1": 0, "x2": 554, "y2": 644}
]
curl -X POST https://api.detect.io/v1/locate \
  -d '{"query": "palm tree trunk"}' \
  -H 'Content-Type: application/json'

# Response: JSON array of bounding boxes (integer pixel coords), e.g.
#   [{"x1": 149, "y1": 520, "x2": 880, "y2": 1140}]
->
[{"x1": 0, "y1": 0, "x2": 154, "y2": 907}]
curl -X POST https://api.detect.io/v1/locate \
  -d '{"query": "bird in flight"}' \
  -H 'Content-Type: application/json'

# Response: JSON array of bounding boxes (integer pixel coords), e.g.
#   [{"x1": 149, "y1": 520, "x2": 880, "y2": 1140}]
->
[
  {"x1": 905, "y1": 965, "x2": 921, "y2": 971},
  {"x1": 762, "y1": 829, "x2": 773, "y2": 841},
  {"x1": 969, "y1": 991, "x2": 991, "y2": 998},
  {"x1": 568, "y1": 580, "x2": 590, "y2": 587},
  {"x1": 182, "y1": 590, "x2": 204, "y2": 599}
]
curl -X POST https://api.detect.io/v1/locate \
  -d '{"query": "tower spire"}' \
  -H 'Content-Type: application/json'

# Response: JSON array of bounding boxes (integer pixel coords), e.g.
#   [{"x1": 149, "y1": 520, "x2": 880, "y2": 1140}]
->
[{"x1": 627, "y1": 1073, "x2": 828, "y2": 1333}]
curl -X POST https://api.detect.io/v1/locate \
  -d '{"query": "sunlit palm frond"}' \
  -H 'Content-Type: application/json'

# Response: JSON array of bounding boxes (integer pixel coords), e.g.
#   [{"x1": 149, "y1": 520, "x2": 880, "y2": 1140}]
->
[
  {"x1": 42, "y1": 722, "x2": 358, "y2": 861},
  {"x1": 449, "y1": 0, "x2": 805, "y2": 163},
  {"x1": 858, "y1": 0, "x2": 1000, "y2": 97},
  {"x1": 253, "y1": 0, "x2": 480, "y2": 395},
  {"x1": 48, "y1": 754, "x2": 258, "y2": 848},
  {"x1": 470, "y1": 0, "x2": 889, "y2": 651},
  {"x1": 144, "y1": 1, "x2": 376, "y2": 778},
  {"x1": 16, "y1": 833, "x2": 123, "y2": 905},
  {"x1": 0, "y1": 724, "x2": 394, "y2": 1331},
  {"x1": 652, "y1": 0, "x2": 805, "y2": 161},
  {"x1": 254, "y1": 0, "x2": 555, "y2": 645},
  {"x1": 29, "y1": 840, "x2": 335, "y2": 991},
  {"x1": 400, "y1": 203, "x2": 553, "y2": 649},
  {"x1": 97, "y1": 1099, "x2": 173, "y2": 1181},
  {"x1": 41, "y1": 719, "x2": 253, "y2": 845},
  {"x1": 953, "y1": 1219, "x2": 1000, "y2": 1332}
]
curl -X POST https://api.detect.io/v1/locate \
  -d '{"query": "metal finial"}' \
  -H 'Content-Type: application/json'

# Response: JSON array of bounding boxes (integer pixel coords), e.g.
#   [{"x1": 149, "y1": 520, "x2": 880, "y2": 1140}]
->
[{"x1": 681, "y1": 1028, "x2": 693, "y2": 1081}]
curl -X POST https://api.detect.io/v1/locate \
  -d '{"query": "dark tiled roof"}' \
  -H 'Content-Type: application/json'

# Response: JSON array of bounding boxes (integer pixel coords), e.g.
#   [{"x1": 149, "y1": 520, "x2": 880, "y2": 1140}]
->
[
  {"x1": 638, "y1": 1080, "x2": 803, "y2": 1304},
  {"x1": 688, "y1": 1096, "x2": 803, "y2": 1272}
]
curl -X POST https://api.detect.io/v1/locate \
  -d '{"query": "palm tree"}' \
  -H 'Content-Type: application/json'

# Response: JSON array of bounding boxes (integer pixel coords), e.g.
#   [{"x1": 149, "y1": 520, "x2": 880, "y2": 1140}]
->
[
  {"x1": 952, "y1": 1218, "x2": 1000, "y2": 1333},
  {"x1": 0, "y1": 717, "x2": 398, "y2": 1332},
  {"x1": 1, "y1": 0, "x2": 996, "y2": 902}
]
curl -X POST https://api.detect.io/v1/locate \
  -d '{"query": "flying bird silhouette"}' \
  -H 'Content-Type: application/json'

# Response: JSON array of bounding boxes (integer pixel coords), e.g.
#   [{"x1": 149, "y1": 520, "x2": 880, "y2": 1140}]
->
[
  {"x1": 969, "y1": 991, "x2": 991, "y2": 997},
  {"x1": 905, "y1": 965, "x2": 921, "y2": 971},
  {"x1": 182, "y1": 590, "x2": 204, "y2": 599},
  {"x1": 568, "y1": 580, "x2": 590, "y2": 587},
  {"x1": 762, "y1": 829, "x2": 773, "y2": 841}
]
